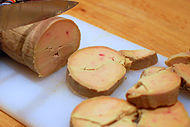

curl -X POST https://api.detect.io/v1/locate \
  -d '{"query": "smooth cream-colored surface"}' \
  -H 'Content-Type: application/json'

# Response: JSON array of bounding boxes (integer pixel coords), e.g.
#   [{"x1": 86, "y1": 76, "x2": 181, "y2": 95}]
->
[
  {"x1": 68, "y1": 46, "x2": 126, "y2": 91},
  {"x1": 35, "y1": 20, "x2": 80, "y2": 76},
  {"x1": 71, "y1": 96, "x2": 136, "y2": 126},
  {"x1": 128, "y1": 69, "x2": 181, "y2": 95}
]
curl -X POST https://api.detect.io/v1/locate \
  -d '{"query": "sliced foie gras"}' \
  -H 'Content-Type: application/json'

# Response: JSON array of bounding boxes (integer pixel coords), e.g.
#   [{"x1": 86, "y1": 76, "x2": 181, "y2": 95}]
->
[
  {"x1": 67, "y1": 46, "x2": 131, "y2": 97},
  {"x1": 0, "y1": 17, "x2": 80, "y2": 77},
  {"x1": 140, "y1": 66, "x2": 165, "y2": 78},
  {"x1": 70, "y1": 96, "x2": 137, "y2": 127},
  {"x1": 173, "y1": 63, "x2": 190, "y2": 90},
  {"x1": 165, "y1": 52, "x2": 190, "y2": 67},
  {"x1": 119, "y1": 49, "x2": 158, "y2": 70},
  {"x1": 126, "y1": 69, "x2": 181, "y2": 108},
  {"x1": 138, "y1": 101, "x2": 190, "y2": 127}
]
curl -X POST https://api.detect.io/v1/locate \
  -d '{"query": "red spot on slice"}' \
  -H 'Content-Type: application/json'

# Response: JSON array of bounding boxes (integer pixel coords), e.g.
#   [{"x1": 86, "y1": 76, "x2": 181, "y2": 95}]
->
[
  {"x1": 46, "y1": 32, "x2": 50, "y2": 36},
  {"x1": 167, "y1": 110, "x2": 171, "y2": 114},
  {"x1": 66, "y1": 31, "x2": 69, "y2": 35},
  {"x1": 99, "y1": 53, "x2": 105, "y2": 56},
  {"x1": 152, "y1": 118, "x2": 157, "y2": 122},
  {"x1": 164, "y1": 109, "x2": 172, "y2": 114}
]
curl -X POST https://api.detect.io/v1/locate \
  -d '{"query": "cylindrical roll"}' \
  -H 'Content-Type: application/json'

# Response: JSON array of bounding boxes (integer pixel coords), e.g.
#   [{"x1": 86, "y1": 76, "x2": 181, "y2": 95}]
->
[{"x1": 0, "y1": 17, "x2": 81, "y2": 77}]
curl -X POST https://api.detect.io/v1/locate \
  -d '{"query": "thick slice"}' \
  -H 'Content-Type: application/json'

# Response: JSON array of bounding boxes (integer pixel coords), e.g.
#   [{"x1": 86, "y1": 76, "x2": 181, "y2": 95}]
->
[
  {"x1": 67, "y1": 46, "x2": 130, "y2": 97},
  {"x1": 138, "y1": 101, "x2": 190, "y2": 127},
  {"x1": 126, "y1": 69, "x2": 181, "y2": 108},
  {"x1": 0, "y1": 17, "x2": 80, "y2": 77},
  {"x1": 71, "y1": 96, "x2": 137, "y2": 127},
  {"x1": 140, "y1": 66, "x2": 165, "y2": 78},
  {"x1": 173, "y1": 63, "x2": 190, "y2": 91},
  {"x1": 165, "y1": 52, "x2": 190, "y2": 66},
  {"x1": 119, "y1": 49, "x2": 158, "y2": 70}
]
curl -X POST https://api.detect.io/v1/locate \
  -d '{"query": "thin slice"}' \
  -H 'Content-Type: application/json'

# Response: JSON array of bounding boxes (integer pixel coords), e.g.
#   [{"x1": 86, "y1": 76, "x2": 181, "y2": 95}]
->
[
  {"x1": 173, "y1": 63, "x2": 190, "y2": 90},
  {"x1": 165, "y1": 52, "x2": 190, "y2": 67},
  {"x1": 138, "y1": 101, "x2": 190, "y2": 127},
  {"x1": 126, "y1": 69, "x2": 181, "y2": 108},
  {"x1": 140, "y1": 66, "x2": 165, "y2": 78},
  {"x1": 70, "y1": 96, "x2": 137, "y2": 127},
  {"x1": 120, "y1": 49, "x2": 158, "y2": 70},
  {"x1": 67, "y1": 46, "x2": 130, "y2": 97},
  {"x1": 0, "y1": 17, "x2": 80, "y2": 77}
]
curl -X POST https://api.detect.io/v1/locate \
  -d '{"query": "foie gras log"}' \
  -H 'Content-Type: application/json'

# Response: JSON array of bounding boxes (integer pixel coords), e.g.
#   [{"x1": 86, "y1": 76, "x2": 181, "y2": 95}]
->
[{"x1": 0, "y1": 17, "x2": 80, "y2": 77}]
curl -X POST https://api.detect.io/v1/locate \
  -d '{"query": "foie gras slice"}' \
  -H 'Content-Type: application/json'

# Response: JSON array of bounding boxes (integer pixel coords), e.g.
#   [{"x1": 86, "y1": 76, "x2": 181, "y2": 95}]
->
[
  {"x1": 126, "y1": 69, "x2": 181, "y2": 108},
  {"x1": 119, "y1": 49, "x2": 158, "y2": 70},
  {"x1": 138, "y1": 101, "x2": 190, "y2": 127},
  {"x1": 67, "y1": 46, "x2": 131, "y2": 97},
  {"x1": 165, "y1": 52, "x2": 190, "y2": 67},
  {"x1": 70, "y1": 96, "x2": 137, "y2": 127},
  {"x1": 173, "y1": 63, "x2": 190, "y2": 91}
]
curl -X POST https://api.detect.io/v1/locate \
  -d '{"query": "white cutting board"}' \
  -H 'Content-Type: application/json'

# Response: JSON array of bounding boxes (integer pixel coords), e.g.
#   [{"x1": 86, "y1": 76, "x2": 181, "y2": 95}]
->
[{"x1": 0, "y1": 15, "x2": 190, "y2": 127}]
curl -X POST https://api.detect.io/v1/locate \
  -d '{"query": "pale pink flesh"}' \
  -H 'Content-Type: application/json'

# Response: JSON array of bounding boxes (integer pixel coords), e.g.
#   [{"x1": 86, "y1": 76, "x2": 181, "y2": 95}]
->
[
  {"x1": 71, "y1": 96, "x2": 136, "y2": 126},
  {"x1": 34, "y1": 20, "x2": 80, "y2": 76},
  {"x1": 128, "y1": 70, "x2": 181, "y2": 95},
  {"x1": 68, "y1": 47, "x2": 126, "y2": 91}
]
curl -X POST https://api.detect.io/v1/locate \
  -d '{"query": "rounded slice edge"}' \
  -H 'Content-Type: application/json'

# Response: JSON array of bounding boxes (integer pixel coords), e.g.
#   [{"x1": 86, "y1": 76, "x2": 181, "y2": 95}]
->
[
  {"x1": 165, "y1": 52, "x2": 190, "y2": 67},
  {"x1": 173, "y1": 63, "x2": 190, "y2": 90},
  {"x1": 70, "y1": 96, "x2": 137, "y2": 127},
  {"x1": 140, "y1": 66, "x2": 166, "y2": 78},
  {"x1": 126, "y1": 69, "x2": 181, "y2": 108},
  {"x1": 67, "y1": 46, "x2": 126, "y2": 97}
]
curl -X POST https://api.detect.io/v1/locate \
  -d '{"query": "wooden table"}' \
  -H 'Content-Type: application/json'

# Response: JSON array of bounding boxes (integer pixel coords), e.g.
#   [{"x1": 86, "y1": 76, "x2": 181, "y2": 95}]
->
[{"x1": 1, "y1": 0, "x2": 190, "y2": 126}]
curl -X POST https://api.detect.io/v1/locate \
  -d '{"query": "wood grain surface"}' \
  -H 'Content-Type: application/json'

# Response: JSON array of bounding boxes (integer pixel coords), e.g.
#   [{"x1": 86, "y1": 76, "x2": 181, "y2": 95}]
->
[{"x1": 1, "y1": 0, "x2": 190, "y2": 126}]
